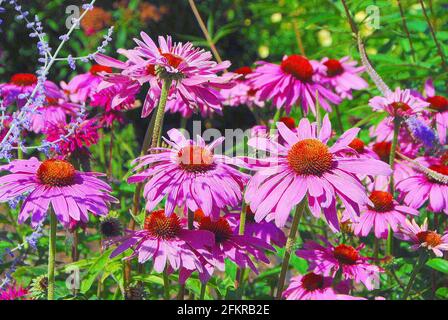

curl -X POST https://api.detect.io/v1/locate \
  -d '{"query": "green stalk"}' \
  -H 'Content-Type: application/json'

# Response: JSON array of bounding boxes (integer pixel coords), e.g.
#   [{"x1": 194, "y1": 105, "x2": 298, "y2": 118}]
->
[
  {"x1": 275, "y1": 198, "x2": 307, "y2": 299},
  {"x1": 151, "y1": 79, "x2": 173, "y2": 149},
  {"x1": 200, "y1": 282, "x2": 207, "y2": 300},
  {"x1": 163, "y1": 270, "x2": 170, "y2": 300},
  {"x1": 334, "y1": 104, "x2": 344, "y2": 133},
  {"x1": 236, "y1": 203, "x2": 247, "y2": 298},
  {"x1": 402, "y1": 251, "x2": 427, "y2": 299},
  {"x1": 47, "y1": 211, "x2": 57, "y2": 300},
  {"x1": 270, "y1": 108, "x2": 282, "y2": 134}
]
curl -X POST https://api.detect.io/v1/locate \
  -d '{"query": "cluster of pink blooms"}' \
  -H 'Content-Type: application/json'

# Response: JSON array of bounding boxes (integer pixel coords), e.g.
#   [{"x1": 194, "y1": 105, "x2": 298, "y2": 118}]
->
[{"x1": 1, "y1": 32, "x2": 448, "y2": 301}]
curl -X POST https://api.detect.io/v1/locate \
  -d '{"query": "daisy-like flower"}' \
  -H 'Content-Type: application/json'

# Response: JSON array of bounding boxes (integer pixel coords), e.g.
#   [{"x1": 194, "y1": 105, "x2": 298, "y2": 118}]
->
[
  {"x1": 296, "y1": 239, "x2": 382, "y2": 290},
  {"x1": 396, "y1": 156, "x2": 448, "y2": 214},
  {"x1": 0, "y1": 157, "x2": 117, "y2": 228},
  {"x1": 195, "y1": 215, "x2": 274, "y2": 277},
  {"x1": 248, "y1": 55, "x2": 342, "y2": 115},
  {"x1": 283, "y1": 272, "x2": 363, "y2": 300},
  {"x1": 226, "y1": 206, "x2": 287, "y2": 247},
  {"x1": 0, "y1": 74, "x2": 61, "y2": 107},
  {"x1": 352, "y1": 190, "x2": 419, "y2": 239},
  {"x1": 60, "y1": 65, "x2": 112, "y2": 104},
  {"x1": 369, "y1": 87, "x2": 429, "y2": 117},
  {"x1": 221, "y1": 66, "x2": 264, "y2": 108},
  {"x1": 109, "y1": 209, "x2": 214, "y2": 278},
  {"x1": 319, "y1": 57, "x2": 368, "y2": 100},
  {"x1": 244, "y1": 115, "x2": 392, "y2": 230},
  {"x1": 396, "y1": 218, "x2": 448, "y2": 257},
  {"x1": 128, "y1": 128, "x2": 249, "y2": 218},
  {"x1": 0, "y1": 285, "x2": 28, "y2": 300},
  {"x1": 99, "y1": 34, "x2": 237, "y2": 117}
]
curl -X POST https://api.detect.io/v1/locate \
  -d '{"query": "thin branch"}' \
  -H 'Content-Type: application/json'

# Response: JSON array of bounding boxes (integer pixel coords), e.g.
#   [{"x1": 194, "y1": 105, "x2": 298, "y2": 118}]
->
[
  {"x1": 419, "y1": 0, "x2": 447, "y2": 71},
  {"x1": 188, "y1": 0, "x2": 224, "y2": 64},
  {"x1": 340, "y1": 0, "x2": 358, "y2": 34},
  {"x1": 292, "y1": 18, "x2": 305, "y2": 56},
  {"x1": 397, "y1": 0, "x2": 416, "y2": 63}
]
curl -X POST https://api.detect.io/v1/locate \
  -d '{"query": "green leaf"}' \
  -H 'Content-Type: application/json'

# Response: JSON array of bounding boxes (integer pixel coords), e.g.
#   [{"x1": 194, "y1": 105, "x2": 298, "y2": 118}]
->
[
  {"x1": 80, "y1": 248, "x2": 113, "y2": 294},
  {"x1": 426, "y1": 258, "x2": 448, "y2": 274},
  {"x1": 436, "y1": 287, "x2": 448, "y2": 299}
]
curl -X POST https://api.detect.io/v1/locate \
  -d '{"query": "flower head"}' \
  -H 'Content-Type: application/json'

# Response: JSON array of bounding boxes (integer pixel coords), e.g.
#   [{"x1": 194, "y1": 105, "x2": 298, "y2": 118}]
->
[
  {"x1": 244, "y1": 115, "x2": 391, "y2": 230},
  {"x1": 319, "y1": 57, "x2": 368, "y2": 100},
  {"x1": 0, "y1": 157, "x2": 117, "y2": 228},
  {"x1": 283, "y1": 272, "x2": 363, "y2": 300},
  {"x1": 110, "y1": 209, "x2": 214, "y2": 281},
  {"x1": 0, "y1": 284, "x2": 28, "y2": 300},
  {"x1": 369, "y1": 87, "x2": 429, "y2": 117},
  {"x1": 296, "y1": 239, "x2": 382, "y2": 290},
  {"x1": 351, "y1": 190, "x2": 419, "y2": 239},
  {"x1": 248, "y1": 55, "x2": 341, "y2": 115},
  {"x1": 128, "y1": 129, "x2": 248, "y2": 219},
  {"x1": 396, "y1": 218, "x2": 448, "y2": 257}
]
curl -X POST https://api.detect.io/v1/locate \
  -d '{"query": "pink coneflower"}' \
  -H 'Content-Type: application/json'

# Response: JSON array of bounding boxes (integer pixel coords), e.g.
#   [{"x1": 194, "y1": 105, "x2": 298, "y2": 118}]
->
[
  {"x1": 244, "y1": 115, "x2": 391, "y2": 230},
  {"x1": 226, "y1": 206, "x2": 287, "y2": 248},
  {"x1": 0, "y1": 157, "x2": 117, "y2": 228},
  {"x1": 369, "y1": 87, "x2": 429, "y2": 117},
  {"x1": 353, "y1": 190, "x2": 419, "y2": 239},
  {"x1": 396, "y1": 218, "x2": 448, "y2": 257},
  {"x1": 110, "y1": 210, "x2": 214, "y2": 278},
  {"x1": 45, "y1": 118, "x2": 100, "y2": 155},
  {"x1": 319, "y1": 57, "x2": 368, "y2": 100},
  {"x1": 423, "y1": 79, "x2": 448, "y2": 144},
  {"x1": 248, "y1": 55, "x2": 342, "y2": 115},
  {"x1": 296, "y1": 240, "x2": 382, "y2": 290},
  {"x1": 0, "y1": 74, "x2": 61, "y2": 107},
  {"x1": 396, "y1": 157, "x2": 448, "y2": 214},
  {"x1": 221, "y1": 66, "x2": 264, "y2": 108},
  {"x1": 0, "y1": 285, "x2": 28, "y2": 300},
  {"x1": 128, "y1": 128, "x2": 249, "y2": 218},
  {"x1": 283, "y1": 273, "x2": 363, "y2": 300},
  {"x1": 99, "y1": 34, "x2": 237, "y2": 117},
  {"x1": 196, "y1": 215, "x2": 274, "y2": 275},
  {"x1": 61, "y1": 64, "x2": 113, "y2": 104}
]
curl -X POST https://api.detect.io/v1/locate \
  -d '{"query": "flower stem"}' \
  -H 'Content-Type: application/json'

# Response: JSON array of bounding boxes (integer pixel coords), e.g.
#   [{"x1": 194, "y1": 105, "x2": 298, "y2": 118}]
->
[
  {"x1": 151, "y1": 79, "x2": 173, "y2": 149},
  {"x1": 418, "y1": 0, "x2": 448, "y2": 71},
  {"x1": 47, "y1": 211, "x2": 57, "y2": 300},
  {"x1": 163, "y1": 270, "x2": 170, "y2": 300},
  {"x1": 275, "y1": 198, "x2": 307, "y2": 299},
  {"x1": 200, "y1": 282, "x2": 207, "y2": 300},
  {"x1": 402, "y1": 251, "x2": 427, "y2": 299},
  {"x1": 188, "y1": 0, "x2": 224, "y2": 64},
  {"x1": 334, "y1": 104, "x2": 344, "y2": 133},
  {"x1": 387, "y1": 117, "x2": 401, "y2": 256},
  {"x1": 397, "y1": 0, "x2": 417, "y2": 63},
  {"x1": 270, "y1": 108, "x2": 282, "y2": 134},
  {"x1": 389, "y1": 117, "x2": 401, "y2": 193},
  {"x1": 236, "y1": 203, "x2": 247, "y2": 298}
]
